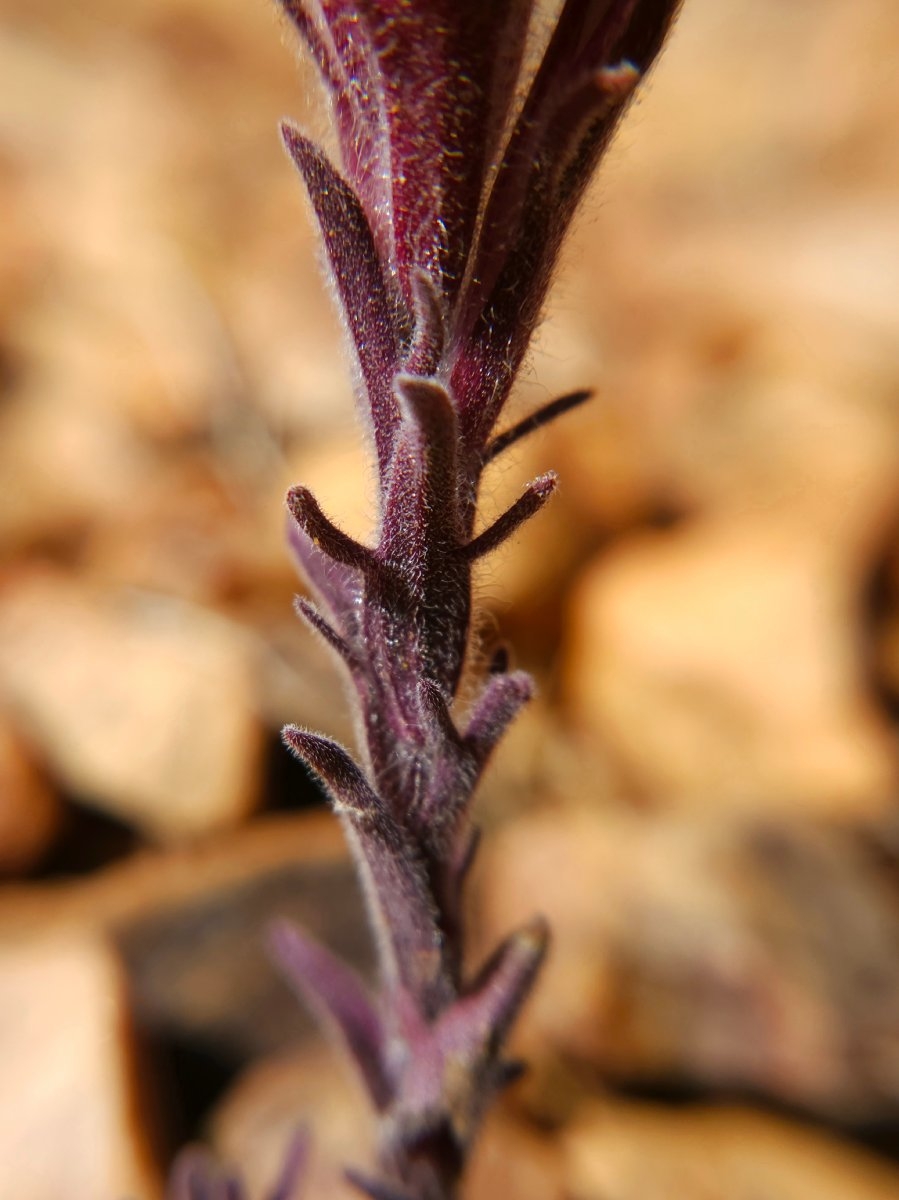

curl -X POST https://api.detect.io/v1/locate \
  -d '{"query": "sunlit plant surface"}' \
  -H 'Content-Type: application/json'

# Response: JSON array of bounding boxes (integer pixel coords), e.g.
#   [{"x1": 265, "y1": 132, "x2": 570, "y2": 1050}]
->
[{"x1": 168, "y1": 2, "x2": 681, "y2": 1197}]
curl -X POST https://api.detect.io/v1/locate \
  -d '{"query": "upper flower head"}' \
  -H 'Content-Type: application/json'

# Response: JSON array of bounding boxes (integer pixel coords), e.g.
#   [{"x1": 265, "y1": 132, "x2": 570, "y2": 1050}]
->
[{"x1": 278, "y1": 0, "x2": 681, "y2": 460}]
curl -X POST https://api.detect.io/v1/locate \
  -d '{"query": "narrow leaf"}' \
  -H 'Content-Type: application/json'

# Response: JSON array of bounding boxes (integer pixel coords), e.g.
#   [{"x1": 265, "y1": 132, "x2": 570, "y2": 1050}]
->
[
  {"x1": 462, "y1": 671, "x2": 534, "y2": 770},
  {"x1": 455, "y1": 1, "x2": 681, "y2": 447},
  {"x1": 394, "y1": 375, "x2": 460, "y2": 526},
  {"x1": 282, "y1": 726, "x2": 381, "y2": 819},
  {"x1": 351, "y1": 2, "x2": 532, "y2": 310},
  {"x1": 278, "y1": 1, "x2": 342, "y2": 95},
  {"x1": 462, "y1": 474, "x2": 558, "y2": 560},
  {"x1": 279, "y1": 2, "x2": 397, "y2": 270},
  {"x1": 270, "y1": 919, "x2": 391, "y2": 1109},
  {"x1": 283, "y1": 728, "x2": 446, "y2": 1006},
  {"x1": 447, "y1": 917, "x2": 549, "y2": 1054},
  {"x1": 294, "y1": 595, "x2": 354, "y2": 666},
  {"x1": 281, "y1": 124, "x2": 401, "y2": 470},
  {"x1": 286, "y1": 514, "x2": 361, "y2": 632},
  {"x1": 487, "y1": 390, "x2": 593, "y2": 461},
  {"x1": 377, "y1": 377, "x2": 471, "y2": 693},
  {"x1": 422, "y1": 671, "x2": 533, "y2": 841},
  {"x1": 287, "y1": 485, "x2": 376, "y2": 574}
]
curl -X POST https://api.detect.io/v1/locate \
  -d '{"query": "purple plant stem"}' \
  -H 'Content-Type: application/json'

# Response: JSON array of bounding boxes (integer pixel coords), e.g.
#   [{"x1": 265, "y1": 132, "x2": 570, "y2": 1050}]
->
[{"x1": 271, "y1": 3, "x2": 683, "y2": 1198}]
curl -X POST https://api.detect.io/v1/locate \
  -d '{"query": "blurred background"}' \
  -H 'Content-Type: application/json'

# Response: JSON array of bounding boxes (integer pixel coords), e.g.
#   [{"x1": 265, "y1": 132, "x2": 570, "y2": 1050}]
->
[{"x1": 2, "y1": 0, "x2": 899, "y2": 1196}]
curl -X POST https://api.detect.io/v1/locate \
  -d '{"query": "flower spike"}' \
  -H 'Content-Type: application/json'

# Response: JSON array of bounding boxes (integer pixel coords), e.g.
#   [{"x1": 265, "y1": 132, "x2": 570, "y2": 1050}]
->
[
  {"x1": 163, "y1": 2, "x2": 682, "y2": 1197},
  {"x1": 270, "y1": 2, "x2": 682, "y2": 1198}
]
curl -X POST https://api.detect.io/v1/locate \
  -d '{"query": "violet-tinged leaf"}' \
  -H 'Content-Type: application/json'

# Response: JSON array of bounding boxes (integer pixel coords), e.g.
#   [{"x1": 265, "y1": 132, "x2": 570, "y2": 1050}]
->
[
  {"x1": 278, "y1": 2, "x2": 395, "y2": 269},
  {"x1": 552, "y1": 62, "x2": 641, "y2": 207},
  {"x1": 286, "y1": 516, "x2": 361, "y2": 636},
  {"x1": 282, "y1": 727, "x2": 447, "y2": 1007},
  {"x1": 420, "y1": 671, "x2": 533, "y2": 841},
  {"x1": 278, "y1": 0, "x2": 343, "y2": 94},
  {"x1": 446, "y1": 917, "x2": 549, "y2": 1057},
  {"x1": 486, "y1": 389, "x2": 593, "y2": 461},
  {"x1": 374, "y1": 431, "x2": 427, "y2": 575},
  {"x1": 462, "y1": 473, "x2": 558, "y2": 561},
  {"x1": 537, "y1": 0, "x2": 638, "y2": 88},
  {"x1": 454, "y1": 64, "x2": 639, "y2": 451},
  {"x1": 408, "y1": 680, "x2": 475, "y2": 847},
  {"x1": 348, "y1": 615, "x2": 428, "y2": 793},
  {"x1": 280, "y1": 123, "x2": 402, "y2": 471},
  {"x1": 393, "y1": 377, "x2": 460, "y2": 509},
  {"x1": 387, "y1": 375, "x2": 462, "y2": 551},
  {"x1": 287, "y1": 485, "x2": 376, "y2": 574},
  {"x1": 281, "y1": 726, "x2": 387, "y2": 824},
  {"x1": 379, "y1": 379, "x2": 458, "y2": 566},
  {"x1": 293, "y1": 595, "x2": 355, "y2": 667},
  {"x1": 426, "y1": 827, "x2": 484, "y2": 987},
  {"x1": 376, "y1": 376, "x2": 471, "y2": 692},
  {"x1": 462, "y1": 671, "x2": 534, "y2": 770},
  {"x1": 612, "y1": 0, "x2": 686, "y2": 71},
  {"x1": 348, "y1": 1, "x2": 534, "y2": 311},
  {"x1": 270, "y1": 918, "x2": 392, "y2": 1109},
  {"x1": 455, "y1": 2, "x2": 681, "y2": 448},
  {"x1": 472, "y1": 63, "x2": 640, "y2": 395},
  {"x1": 381, "y1": 924, "x2": 548, "y2": 1166},
  {"x1": 454, "y1": 3, "x2": 631, "y2": 360}
]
